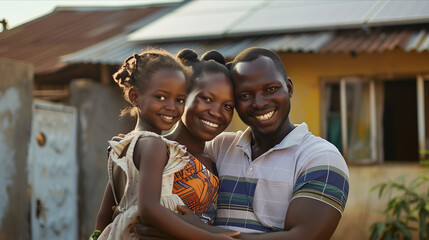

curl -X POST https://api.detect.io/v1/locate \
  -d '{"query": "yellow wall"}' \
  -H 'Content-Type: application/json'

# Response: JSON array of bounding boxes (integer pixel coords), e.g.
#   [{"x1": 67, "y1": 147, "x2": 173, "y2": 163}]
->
[{"x1": 278, "y1": 50, "x2": 429, "y2": 136}]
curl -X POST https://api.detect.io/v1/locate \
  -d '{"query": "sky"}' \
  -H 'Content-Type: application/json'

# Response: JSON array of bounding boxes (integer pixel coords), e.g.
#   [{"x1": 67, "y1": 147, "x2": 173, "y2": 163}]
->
[{"x1": 0, "y1": 0, "x2": 179, "y2": 29}]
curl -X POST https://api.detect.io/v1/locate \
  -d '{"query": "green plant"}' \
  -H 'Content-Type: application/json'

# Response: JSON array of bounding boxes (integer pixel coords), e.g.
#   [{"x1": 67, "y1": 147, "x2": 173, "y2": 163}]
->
[{"x1": 369, "y1": 171, "x2": 429, "y2": 240}]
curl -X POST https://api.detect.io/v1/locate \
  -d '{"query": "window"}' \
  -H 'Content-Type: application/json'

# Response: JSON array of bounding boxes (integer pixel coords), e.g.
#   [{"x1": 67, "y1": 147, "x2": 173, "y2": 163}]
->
[{"x1": 322, "y1": 75, "x2": 429, "y2": 163}]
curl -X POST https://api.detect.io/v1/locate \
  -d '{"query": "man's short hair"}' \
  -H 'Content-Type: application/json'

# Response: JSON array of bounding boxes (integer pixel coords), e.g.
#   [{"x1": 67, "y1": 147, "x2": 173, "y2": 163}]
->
[{"x1": 231, "y1": 47, "x2": 288, "y2": 81}]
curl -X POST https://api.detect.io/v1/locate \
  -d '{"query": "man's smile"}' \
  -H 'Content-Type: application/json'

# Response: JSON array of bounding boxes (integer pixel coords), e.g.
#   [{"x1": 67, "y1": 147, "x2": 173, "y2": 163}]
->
[{"x1": 255, "y1": 110, "x2": 275, "y2": 121}]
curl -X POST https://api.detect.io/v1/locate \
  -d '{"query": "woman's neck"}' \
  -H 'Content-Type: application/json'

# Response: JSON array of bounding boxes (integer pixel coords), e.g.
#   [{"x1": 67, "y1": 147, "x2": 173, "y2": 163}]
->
[{"x1": 165, "y1": 121, "x2": 205, "y2": 155}]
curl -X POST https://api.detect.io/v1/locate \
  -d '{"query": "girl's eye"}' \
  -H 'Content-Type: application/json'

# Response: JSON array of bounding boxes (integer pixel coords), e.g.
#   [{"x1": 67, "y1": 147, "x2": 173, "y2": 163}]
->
[
  {"x1": 156, "y1": 96, "x2": 166, "y2": 101},
  {"x1": 176, "y1": 99, "x2": 185, "y2": 104},
  {"x1": 224, "y1": 104, "x2": 233, "y2": 111}
]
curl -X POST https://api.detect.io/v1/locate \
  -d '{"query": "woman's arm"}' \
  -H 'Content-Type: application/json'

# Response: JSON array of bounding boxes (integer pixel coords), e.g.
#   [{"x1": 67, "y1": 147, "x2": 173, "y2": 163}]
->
[
  {"x1": 94, "y1": 182, "x2": 116, "y2": 232},
  {"x1": 135, "y1": 137, "x2": 235, "y2": 240}
]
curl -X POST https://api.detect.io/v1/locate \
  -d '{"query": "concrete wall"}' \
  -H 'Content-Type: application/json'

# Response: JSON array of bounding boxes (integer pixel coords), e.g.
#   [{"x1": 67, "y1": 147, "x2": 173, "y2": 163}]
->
[
  {"x1": 0, "y1": 58, "x2": 33, "y2": 239},
  {"x1": 69, "y1": 79, "x2": 134, "y2": 239}
]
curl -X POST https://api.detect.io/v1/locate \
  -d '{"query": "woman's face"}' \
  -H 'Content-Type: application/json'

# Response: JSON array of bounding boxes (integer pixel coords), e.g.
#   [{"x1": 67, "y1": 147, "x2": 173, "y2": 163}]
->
[{"x1": 182, "y1": 72, "x2": 234, "y2": 141}]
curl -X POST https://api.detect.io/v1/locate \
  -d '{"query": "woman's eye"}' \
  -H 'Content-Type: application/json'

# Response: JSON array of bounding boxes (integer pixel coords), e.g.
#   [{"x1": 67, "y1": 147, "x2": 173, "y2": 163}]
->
[
  {"x1": 201, "y1": 96, "x2": 212, "y2": 103},
  {"x1": 224, "y1": 104, "x2": 233, "y2": 111},
  {"x1": 177, "y1": 99, "x2": 185, "y2": 104}
]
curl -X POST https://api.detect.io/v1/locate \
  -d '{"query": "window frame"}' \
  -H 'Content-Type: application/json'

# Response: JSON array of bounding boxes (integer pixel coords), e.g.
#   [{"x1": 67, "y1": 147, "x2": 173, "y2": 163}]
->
[{"x1": 321, "y1": 73, "x2": 429, "y2": 164}]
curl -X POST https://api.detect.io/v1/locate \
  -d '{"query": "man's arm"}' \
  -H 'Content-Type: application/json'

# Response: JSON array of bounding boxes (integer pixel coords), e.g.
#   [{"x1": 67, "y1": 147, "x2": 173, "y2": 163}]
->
[{"x1": 240, "y1": 198, "x2": 341, "y2": 240}]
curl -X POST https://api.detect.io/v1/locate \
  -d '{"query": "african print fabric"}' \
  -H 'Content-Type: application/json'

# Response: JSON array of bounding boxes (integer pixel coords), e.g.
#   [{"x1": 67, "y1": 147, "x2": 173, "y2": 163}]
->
[{"x1": 173, "y1": 154, "x2": 219, "y2": 224}]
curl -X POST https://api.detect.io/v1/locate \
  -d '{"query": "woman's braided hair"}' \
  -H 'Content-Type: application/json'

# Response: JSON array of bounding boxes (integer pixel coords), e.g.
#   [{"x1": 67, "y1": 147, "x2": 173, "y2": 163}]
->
[
  {"x1": 113, "y1": 48, "x2": 187, "y2": 117},
  {"x1": 176, "y1": 49, "x2": 230, "y2": 93}
]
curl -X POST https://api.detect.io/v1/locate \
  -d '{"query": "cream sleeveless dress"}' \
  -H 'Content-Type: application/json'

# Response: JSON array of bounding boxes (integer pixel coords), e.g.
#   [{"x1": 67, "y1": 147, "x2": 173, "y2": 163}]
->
[{"x1": 98, "y1": 131, "x2": 190, "y2": 240}]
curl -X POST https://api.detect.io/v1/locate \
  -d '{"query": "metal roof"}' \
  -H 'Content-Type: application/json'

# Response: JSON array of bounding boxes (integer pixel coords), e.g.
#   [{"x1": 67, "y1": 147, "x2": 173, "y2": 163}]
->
[
  {"x1": 63, "y1": 31, "x2": 334, "y2": 64},
  {"x1": 320, "y1": 26, "x2": 429, "y2": 53},
  {"x1": 0, "y1": 3, "x2": 176, "y2": 74},
  {"x1": 128, "y1": 0, "x2": 429, "y2": 43},
  {"x1": 63, "y1": 24, "x2": 429, "y2": 66}
]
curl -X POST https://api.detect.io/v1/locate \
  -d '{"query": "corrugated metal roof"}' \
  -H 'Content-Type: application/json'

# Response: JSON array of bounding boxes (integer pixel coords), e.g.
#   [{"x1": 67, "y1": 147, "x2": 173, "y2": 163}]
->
[
  {"x1": 64, "y1": 24, "x2": 429, "y2": 66},
  {"x1": 63, "y1": 32, "x2": 333, "y2": 64},
  {"x1": 0, "y1": 3, "x2": 176, "y2": 74},
  {"x1": 320, "y1": 27, "x2": 429, "y2": 53}
]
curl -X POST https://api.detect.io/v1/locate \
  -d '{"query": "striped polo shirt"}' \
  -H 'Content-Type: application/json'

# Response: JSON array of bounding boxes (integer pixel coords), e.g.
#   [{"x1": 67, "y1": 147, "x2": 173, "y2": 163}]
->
[{"x1": 205, "y1": 123, "x2": 349, "y2": 233}]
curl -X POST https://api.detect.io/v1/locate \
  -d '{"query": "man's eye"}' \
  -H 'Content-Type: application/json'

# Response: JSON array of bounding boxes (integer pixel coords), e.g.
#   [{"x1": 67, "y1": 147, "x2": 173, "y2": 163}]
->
[
  {"x1": 156, "y1": 96, "x2": 166, "y2": 101},
  {"x1": 239, "y1": 94, "x2": 250, "y2": 101},
  {"x1": 266, "y1": 87, "x2": 278, "y2": 93}
]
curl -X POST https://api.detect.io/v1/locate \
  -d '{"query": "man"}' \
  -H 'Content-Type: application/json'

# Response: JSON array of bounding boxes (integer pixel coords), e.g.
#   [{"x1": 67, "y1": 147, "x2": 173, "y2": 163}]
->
[
  {"x1": 203, "y1": 47, "x2": 349, "y2": 239},
  {"x1": 138, "y1": 47, "x2": 349, "y2": 239}
]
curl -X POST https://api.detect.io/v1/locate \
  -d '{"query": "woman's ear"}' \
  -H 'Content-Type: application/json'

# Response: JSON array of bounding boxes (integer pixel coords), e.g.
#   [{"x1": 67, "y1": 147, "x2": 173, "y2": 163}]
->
[{"x1": 128, "y1": 87, "x2": 139, "y2": 106}]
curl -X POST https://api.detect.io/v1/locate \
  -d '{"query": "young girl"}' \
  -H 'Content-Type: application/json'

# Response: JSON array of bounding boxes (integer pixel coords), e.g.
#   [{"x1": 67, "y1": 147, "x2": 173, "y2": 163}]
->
[{"x1": 90, "y1": 49, "x2": 237, "y2": 240}]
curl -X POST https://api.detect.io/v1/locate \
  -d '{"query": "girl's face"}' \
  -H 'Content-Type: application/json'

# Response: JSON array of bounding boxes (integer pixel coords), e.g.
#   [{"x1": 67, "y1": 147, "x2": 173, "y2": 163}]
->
[
  {"x1": 134, "y1": 69, "x2": 187, "y2": 134},
  {"x1": 182, "y1": 72, "x2": 234, "y2": 141}
]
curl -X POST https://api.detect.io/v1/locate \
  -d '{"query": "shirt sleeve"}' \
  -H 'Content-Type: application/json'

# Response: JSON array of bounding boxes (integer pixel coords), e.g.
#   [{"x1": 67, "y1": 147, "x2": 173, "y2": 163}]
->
[{"x1": 292, "y1": 150, "x2": 350, "y2": 214}]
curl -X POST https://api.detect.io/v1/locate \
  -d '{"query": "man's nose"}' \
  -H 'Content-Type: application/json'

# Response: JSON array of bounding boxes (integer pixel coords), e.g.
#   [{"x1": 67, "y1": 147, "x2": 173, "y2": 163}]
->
[{"x1": 253, "y1": 92, "x2": 268, "y2": 108}]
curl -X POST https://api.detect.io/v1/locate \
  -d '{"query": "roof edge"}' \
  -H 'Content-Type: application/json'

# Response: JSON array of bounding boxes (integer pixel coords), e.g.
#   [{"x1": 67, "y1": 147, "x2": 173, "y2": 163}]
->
[{"x1": 53, "y1": 1, "x2": 180, "y2": 12}]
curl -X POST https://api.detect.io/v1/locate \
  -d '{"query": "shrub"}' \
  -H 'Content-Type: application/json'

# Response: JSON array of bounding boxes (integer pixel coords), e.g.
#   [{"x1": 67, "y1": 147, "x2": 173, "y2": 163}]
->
[{"x1": 369, "y1": 171, "x2": 429, "y2": 240}]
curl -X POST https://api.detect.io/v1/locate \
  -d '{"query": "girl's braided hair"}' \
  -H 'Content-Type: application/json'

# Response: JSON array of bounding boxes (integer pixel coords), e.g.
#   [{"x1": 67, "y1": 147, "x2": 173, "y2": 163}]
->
[{"x1": 113, "y1": 48, "x2": 187, "y2": 117}]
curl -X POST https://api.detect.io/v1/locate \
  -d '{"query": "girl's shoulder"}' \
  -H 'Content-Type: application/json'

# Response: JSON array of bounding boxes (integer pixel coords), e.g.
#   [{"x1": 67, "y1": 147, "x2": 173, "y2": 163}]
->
[{"x1": 131, "y1": 131, "x2": 189, "y2": 160}]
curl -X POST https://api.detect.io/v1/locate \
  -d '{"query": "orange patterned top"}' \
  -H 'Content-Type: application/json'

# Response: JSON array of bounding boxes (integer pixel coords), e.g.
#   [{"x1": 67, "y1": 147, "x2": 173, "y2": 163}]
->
[{"x1": 173, "y1": 153, "x2": 219, "y2": 224}]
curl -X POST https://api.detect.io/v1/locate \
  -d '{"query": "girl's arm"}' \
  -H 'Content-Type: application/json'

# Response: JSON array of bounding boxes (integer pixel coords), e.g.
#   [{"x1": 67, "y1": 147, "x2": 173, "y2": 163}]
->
[
  {"x1": 94, "y1": 182, "x2": 116, "y2": 232},
  {"x1": 135, "y1": 136, "x2": 235, "y2": 240}
]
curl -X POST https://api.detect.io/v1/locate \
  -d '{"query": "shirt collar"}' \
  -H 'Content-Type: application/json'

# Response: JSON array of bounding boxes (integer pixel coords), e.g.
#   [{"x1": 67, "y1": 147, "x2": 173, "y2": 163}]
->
[{"x1": 236, "y1": 122, "x2": 309, "y2": 150}]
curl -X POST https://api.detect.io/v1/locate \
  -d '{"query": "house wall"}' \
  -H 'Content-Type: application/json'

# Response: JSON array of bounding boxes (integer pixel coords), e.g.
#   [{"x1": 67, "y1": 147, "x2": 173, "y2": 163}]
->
[
  {"x1": 0, "y1": 58, "x2": 33, "y2": 240},
  {"x1": 274, "y1": 50, "x2": 429, "y2": 239},
  {"x1": 279, "y1": 49, "x2": 429, "y2": 136}
]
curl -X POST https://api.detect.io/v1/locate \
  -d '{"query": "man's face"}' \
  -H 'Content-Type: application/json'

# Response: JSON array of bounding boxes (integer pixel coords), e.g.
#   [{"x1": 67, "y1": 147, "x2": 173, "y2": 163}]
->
[{"x1": 232, "y1": 56, "x2": 293, "y2": 137}]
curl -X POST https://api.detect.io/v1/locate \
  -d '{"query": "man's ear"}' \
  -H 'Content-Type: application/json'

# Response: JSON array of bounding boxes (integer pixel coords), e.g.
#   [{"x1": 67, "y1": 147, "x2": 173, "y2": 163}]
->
[
  {"x1": 128, "y1": 87, "x2": 139, "y2": 106},
  {"x1": 287, "y1": 77, "x2": 293, "y2": 97}
]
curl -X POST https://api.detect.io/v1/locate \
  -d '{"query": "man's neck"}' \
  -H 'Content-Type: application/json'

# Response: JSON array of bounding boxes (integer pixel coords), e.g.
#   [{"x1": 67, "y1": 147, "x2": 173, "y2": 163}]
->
[{"x1": 250, "y1": 121, "x2": 295, "y2": 160}]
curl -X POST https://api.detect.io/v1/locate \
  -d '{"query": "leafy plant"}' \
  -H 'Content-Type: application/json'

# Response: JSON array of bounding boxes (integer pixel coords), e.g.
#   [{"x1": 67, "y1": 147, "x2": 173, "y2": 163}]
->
[{"x1": 369, "y1": 171, "x2": 429, "y2": 240}]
